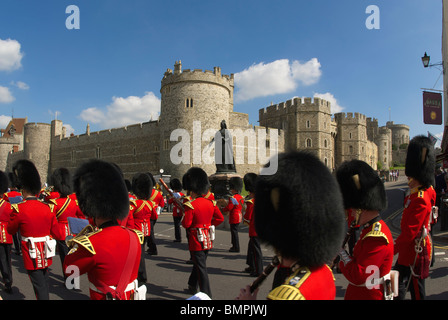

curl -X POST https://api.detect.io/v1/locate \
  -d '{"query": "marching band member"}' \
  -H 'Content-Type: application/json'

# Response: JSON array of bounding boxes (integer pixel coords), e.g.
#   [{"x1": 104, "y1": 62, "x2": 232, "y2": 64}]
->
[
  {"x1": 0, "y1": 171, "x2": 14, "y2": 294},
  {"x1": 336, "y1": 160, "x2": 395, "y2": 300},
  {"x1": 130, "y1": 172, "x2": 156, "y2": 286},
  {"x1": 394, "y1": 135, "x2": 436, "y2": 300},
  {"x1": 168, "y1": 178, "x2": 185, "y2": 243},
  {"x1": 7, "y1": 160, "x2": 61, "y2": 300},
  {"x1": 242, "y1": 172, "x2": 263, "y2": 277},
  {"x1": 63, "y1": 159, "x2": 144, "y2": 300},
  {"x1": 147, "y1": 173, "x2": 165, "y2": 255},
  {"x1": 221, "y1": 176, "x2": 244, "y2": 253},
  {"x1": 182, "y1": 167, "x2": 224, "y2": 298},
  {"x1": 237, "y1": 151, "x2": 345, "y2": 300},
  {"x1": 48, "y1": 167, "x2": 86, "y2": 276}
]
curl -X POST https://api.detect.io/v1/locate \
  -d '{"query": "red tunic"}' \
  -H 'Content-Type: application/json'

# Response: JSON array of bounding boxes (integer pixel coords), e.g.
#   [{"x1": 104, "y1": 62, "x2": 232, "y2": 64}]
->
[
  {"x1": 3, "y1": 190, "x2": 22, "y2": 202},
  {"x1": 0, "y1": 199, "x2": 13, "y2": 244},
  {"x1": 395, "y1": 187, "x2": 434, "y2": 267},
  {"x1": 339, "y1": 219, "x2": 394, "y2": 300},
  {"x1": 150, "y1": 189, "x2": 165, "y2": 219},
  {"x1": 7, "y1": 197, "x2": 61, "y2": 270},
  {"x1": 63, "y1": 223, "x2": 143, "y2": 300},
  {"x1": 168, "y1": 191, "x2": 185, "y2": 218},
  {"x1": 51, "y1": 197, "x2": 87, "y2": 241},
  {"x1": 243, "y1": 198, "x2": 257, "y2": 237},
  {"x1": 222, "y1": 193, "x2": 244, "y2": 224},
  {"x1": 204, "y1": 191, "x2": 215, "y2": 200},
  {"x1": 267, "y1": 265, "x2": 336, "y2": 300},
  {"x1": 182, "y1": 197, "x2": 224, "y2": 251},
  {"x1": 130, "y1": 199, "x2": 155, "y2": 237}
]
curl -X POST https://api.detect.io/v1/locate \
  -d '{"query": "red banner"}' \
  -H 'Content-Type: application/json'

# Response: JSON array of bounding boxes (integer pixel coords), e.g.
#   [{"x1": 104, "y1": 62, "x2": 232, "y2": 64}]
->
[{"x1": 423, "y1": 91, "x2": 443, "y2": 125}]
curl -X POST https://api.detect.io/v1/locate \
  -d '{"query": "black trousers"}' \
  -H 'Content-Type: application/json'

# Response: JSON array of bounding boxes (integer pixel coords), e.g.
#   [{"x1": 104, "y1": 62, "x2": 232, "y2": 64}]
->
[
  {"x1": 230, "y1": 223, "x2": 240, "y2": 251},
  {"x1": 173, "y1": 216, "x2": 182, "y2": 241},
  {"x1": 0, "y1": 243, "x2": 12, "y2": 288},
  {"x1": 57, "y1": 240, "x2": 69, "y2": 279},
  {"x1": 246, "y1": 236, "x2": 263, "y2": 276},
  {"x1": 138, "y1": 239, "x2": 148, "y2": 285},
  {"x1": 188, "y1": 250, "x2": 211, "y2": 298},
  {"x1": 147, "y1": 219, "x2": 158, "y2": 254},
  {"x1": 394, "y1": 263, "x2": 426, "y2": 300},
  {"x1": 27, "y1": 268, "x2": 50, "y2": 300}
]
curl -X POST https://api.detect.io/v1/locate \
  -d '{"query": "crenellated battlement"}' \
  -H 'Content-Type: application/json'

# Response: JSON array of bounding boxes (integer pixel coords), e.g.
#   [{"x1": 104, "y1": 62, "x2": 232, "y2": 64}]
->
[
  {"x1": 333, "y1": 112, "x2": 367, "y2": 124},
  {"x1": 259, "y1": 97, "x2": 331, "y2": 119},
  {"x1": 161, "y1": 60, "x2": 234, "y2": 92}
]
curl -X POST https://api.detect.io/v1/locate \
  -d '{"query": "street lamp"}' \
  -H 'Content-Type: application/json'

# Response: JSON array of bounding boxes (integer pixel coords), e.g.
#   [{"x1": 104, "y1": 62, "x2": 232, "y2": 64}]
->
[{"x1": 421, "y1": 52, "x2": 445, "y2": 72}]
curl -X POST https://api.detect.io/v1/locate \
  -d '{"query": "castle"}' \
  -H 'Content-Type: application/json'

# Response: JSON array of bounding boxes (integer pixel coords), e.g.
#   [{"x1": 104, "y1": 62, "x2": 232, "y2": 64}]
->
[{"x1": 0, "y1": 61, "x2": 409, "y2": 184}]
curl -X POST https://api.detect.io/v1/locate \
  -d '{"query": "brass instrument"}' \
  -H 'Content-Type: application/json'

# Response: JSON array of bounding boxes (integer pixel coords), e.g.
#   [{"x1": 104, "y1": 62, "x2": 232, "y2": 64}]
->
[
  {"x1": 65, "y1": 224, "x2": 95, "y2": 248},
  {"x1": 249, "y1": 256, "x2": 280, "y2": 293},
  {"x1": 158, "y1": 178, "x2": 184, "y2": 213},
  {"x1": 330, "y1": 221, "x2": 357, "y2": 269}
]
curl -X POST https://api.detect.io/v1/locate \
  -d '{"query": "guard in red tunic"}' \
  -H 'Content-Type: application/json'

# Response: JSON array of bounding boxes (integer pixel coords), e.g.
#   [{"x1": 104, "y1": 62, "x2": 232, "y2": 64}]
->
[
  {"x1": 221, "y1": 177, "x2": 244, "y2": 252},
  {"x1": 146, "y1": 173, "x2": 165, "y2": 255},
  {"x1": 48, "y1": 167, "x2": 87, "y2": 276},
  {"x1": 168, "y1": 178, "x2": 185, "y2": 243},
  {"x1": 63, "y1": 160, "x2": 144, "y2": 300},
  {"x1": 237, "y1": 151, "x2": 345, "y2": 300},
  {"x1": 0, "y1": 171, "x2": 14, "y2": 294},
  {"x1": 182, "y1": 167, "x2": 224, "y2": 298},
  {"x1": 394, "y1": 135, "x2": 436, "y2": 300},
  {"x1": 242, "y1": 172, "x2": 263, "y2": 277},
  {"x1": 7, "y1": 160, "x2": 61, "y2": 300},
  {"x1": 336, "y1": 160, "x2": 395, "y2": 300},
  {"x1": 130, "y1": 172, "x2": 155, "y2": 286}
]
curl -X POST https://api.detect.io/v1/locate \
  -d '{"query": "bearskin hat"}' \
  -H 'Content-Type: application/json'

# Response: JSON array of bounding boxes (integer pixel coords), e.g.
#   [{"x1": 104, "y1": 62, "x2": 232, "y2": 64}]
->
[
  {"x1": 336, "y1": 160, "x2": 387, "y2": 212},
  {"x1": 243, "y1": 172, "x2": 258, "y2": 193},
  {"x1": 405, "y1": 135, "x2": 435, "y2": 188},
  {"x1": 12, "y1": 160, "x2": 41, "y2": 195},
  {"x1": 229, "y1": 176, "x2": 243, "y2": 193},
  {"x1": 132, "y1": 173, "x2": 153, "y2": 200},
  {"x1": 73, "y1": 159, "x2": 129, "y2": 220},
  {"x1": 0, "y1": 171, "x2": 9, "y2": 194},
  {"x1": 169, "y1": 178, "x2": 183, "y2": 192},
  {"x1": 254, "y1": 151, "x2": 345, "y2": 267},
  {"x1": 182, "y1": 167, "x2": 210, "y2": 195},
  {"x1": 50, "y1": 167, "x2": 72, "y2": 197}
]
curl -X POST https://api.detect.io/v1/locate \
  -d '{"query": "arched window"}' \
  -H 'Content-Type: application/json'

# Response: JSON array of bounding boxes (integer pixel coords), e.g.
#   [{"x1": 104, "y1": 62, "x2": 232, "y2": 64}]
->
[
  {"x1": 306, "y1": 138, "x2": 312, "y2": 148},
  {"x1": 185, "y1": 98, "x2": 194, "y2": 108}
]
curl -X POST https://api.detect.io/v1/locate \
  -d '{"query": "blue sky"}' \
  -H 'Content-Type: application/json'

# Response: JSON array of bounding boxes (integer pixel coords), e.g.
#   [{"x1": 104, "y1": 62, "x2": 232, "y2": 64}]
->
[{"x1": 0, "y1": 0, "x2": 445, "y2": 146}]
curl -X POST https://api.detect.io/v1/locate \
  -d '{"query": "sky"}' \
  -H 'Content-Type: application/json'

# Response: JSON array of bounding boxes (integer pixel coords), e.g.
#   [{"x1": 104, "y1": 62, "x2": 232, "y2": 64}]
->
[{"x1": 0, "y1": 0, "x2": 445, "y2": 147}]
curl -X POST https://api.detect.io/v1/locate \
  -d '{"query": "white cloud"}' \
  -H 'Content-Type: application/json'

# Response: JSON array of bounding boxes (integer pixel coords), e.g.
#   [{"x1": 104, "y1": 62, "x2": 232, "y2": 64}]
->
[
  {"x1": 234, "y1": 58, "x2": 322, "y2": 102},
  {"x1": 79, "y1": 91, "x2": 161, "y2": 128},
  {"x1": 313, "y1": 92, "x2": 344, "y2": 114},
  {"x1": 0, "y1": 86, "x2": 14, "y2": 103},
  {"x1": 0, "y1": 39, "x2": 23, "y2": 72},
  {"x1": 11, "y1": 81, "x2": 29, "y2": 90},
  {"x1": 0, "y1": 115, "x2": 11, "y2": 129}
]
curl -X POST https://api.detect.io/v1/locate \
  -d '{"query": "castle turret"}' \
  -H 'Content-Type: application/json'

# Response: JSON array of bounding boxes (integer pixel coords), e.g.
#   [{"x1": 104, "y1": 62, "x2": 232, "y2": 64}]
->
[
  {"x1": 24, "y1": 122, "x2": 52, "y2": 185},
  {"x1": 159, "y1": 61, "x2": 235, "y2": 179}
]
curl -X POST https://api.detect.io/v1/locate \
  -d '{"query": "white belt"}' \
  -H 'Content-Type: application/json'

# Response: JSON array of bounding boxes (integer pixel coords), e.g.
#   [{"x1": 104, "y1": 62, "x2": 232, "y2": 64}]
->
[
  {"x1": 89, "y1": 279, "x2": 138, "y2": 294},
  {"x1": 349, "y1": 273, "x2": 389, "y2": 287},
  {"x1": 22, "y1": 236, "x2": 49, "y2": 243}
]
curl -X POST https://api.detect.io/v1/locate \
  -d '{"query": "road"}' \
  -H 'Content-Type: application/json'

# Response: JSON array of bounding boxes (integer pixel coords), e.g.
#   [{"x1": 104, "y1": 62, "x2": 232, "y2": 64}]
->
[{"x1": 1, "y1": 175, "x2": 447, "y2": 302}]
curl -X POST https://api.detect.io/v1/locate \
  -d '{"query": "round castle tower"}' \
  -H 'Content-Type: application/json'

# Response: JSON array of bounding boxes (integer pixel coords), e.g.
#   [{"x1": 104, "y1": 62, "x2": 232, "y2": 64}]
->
[
  {"x1": 23, "y1": 122, "x2": 52, "y2": 185},
  {"x1": 159, "y1": 61, "x2": 235, "y2": 180}
]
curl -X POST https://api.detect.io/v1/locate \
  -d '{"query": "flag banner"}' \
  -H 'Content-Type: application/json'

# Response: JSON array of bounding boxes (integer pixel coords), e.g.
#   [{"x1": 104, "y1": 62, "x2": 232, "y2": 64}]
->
[
  {"x1": 423, "y1": 91, "x2": 443, "y2": 125},
  {"x1": 428, "y1": 131, "x2": 438, "y2": 145}
]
